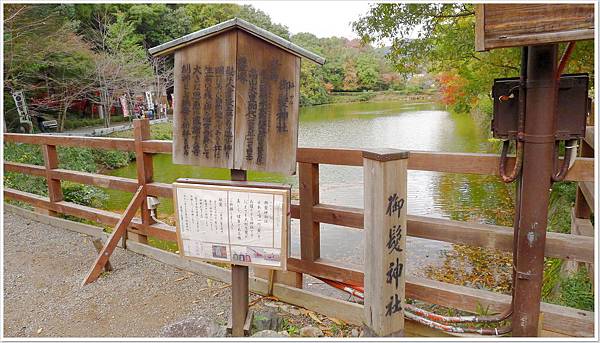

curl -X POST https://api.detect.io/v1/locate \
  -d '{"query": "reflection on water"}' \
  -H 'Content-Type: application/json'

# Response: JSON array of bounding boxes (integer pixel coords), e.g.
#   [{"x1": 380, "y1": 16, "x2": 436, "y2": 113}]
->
[{"x1": 105, "y1": 101, "x2": 513, "y2": 272}]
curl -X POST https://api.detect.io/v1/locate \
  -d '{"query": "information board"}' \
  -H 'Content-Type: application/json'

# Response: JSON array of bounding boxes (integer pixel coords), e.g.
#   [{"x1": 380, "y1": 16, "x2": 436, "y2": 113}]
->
[{"x1": 173, "y1": 181, "x2": 290, "y2": 270}]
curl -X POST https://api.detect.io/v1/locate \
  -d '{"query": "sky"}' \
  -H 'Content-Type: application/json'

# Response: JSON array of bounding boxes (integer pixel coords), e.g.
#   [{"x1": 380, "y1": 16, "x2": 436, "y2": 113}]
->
[{"x1": 248, "y1": 1, "x2": 373, "y2": 39}]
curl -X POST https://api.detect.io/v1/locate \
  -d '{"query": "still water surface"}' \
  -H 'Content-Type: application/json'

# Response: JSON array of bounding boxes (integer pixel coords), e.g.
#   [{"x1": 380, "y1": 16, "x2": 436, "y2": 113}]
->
[{"x1": 105, "y1": 101, "x2": 514, "y2": 273}]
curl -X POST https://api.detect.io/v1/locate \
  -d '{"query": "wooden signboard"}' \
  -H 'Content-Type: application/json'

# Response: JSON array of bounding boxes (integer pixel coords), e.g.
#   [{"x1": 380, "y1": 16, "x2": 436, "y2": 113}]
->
[
  {"x1": 150, "y1": 18, "x2": 324, "y2": 175},
  {"x1": 173, "y1": 180, "x2": 291, "y2": 270},
  {"x1": 475, "y1": 4, "x2": 595, "y2": 51}
]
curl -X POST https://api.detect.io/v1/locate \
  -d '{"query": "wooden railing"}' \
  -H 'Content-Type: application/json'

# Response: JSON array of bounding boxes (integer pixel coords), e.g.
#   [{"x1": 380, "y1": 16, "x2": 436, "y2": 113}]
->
[{"x1": 2, "y1": 120, "x2": 595, "y2": 337}]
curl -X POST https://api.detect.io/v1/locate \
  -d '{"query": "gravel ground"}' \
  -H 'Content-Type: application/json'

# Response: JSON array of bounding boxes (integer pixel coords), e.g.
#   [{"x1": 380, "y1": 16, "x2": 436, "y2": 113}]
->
[{"x1": 3, "y1": 209, "x2": 242, "y2": 337}]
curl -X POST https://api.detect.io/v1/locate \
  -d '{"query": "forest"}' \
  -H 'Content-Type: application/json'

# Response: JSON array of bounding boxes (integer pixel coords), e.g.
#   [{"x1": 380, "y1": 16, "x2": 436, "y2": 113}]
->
[{"x1": 3, "y1": 3, "x2": 418, "y2": 132}]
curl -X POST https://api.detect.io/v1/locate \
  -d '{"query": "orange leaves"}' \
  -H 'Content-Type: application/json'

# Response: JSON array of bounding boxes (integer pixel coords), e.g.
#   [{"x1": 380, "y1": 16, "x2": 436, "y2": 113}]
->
[{"x1": 436, "y1": 71, "x2": 467, "y2": 106}]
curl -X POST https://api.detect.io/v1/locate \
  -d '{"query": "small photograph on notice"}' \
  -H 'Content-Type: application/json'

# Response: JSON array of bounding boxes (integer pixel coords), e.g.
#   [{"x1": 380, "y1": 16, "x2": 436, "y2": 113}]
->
[{"x1": 212, "y1": 245, "x2": 228, "y2": 259}]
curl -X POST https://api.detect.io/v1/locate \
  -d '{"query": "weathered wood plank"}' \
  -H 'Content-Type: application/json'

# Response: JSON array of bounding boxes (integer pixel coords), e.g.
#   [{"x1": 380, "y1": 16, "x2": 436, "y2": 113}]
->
[
  {"x1": 92, "y1": 238, "x2": 113, "y2": 272},
  {"x1": 3, "y1": 188, "x2": 177, "y2": 241},
  {"x1": 584, "y1": 126, "x2": 594, "y2": 150},
  {"x1": 82, "y1": 185, "x2": 146, "y2": 285},
  {"x1": 51, "y1": 169, "x2": 138, "y2": 192},
  {"x1": 299, "y1": 162, "x2": 320, "y2": 261},
  {"x1": 476, "y1": 4, "x2": 595, "y2": 51},
  {"x1": 408, "y1": 152, "x2": 592, "y2": 182},
  {"x1": 4, "y1": 133, "x2": 135, "y2": 151},
  {"x1": 133, "y1": 119, "x2": 154, "y2": 243},
  {"x1": 142, "y1": 140, "x2": 171, "y2": 154},
  {"x1": 296, "y1": 147, "x2": 593, "y2": 181},
  {"x1": 172, "y1": 30, "x2": 237, "y2": 169},
  {"x1": 578, "y1": 181, "x2": 594, "y2": 213},
  {"x1": 6, "y1": 186, "x2": 592, "y2": 263},
  {"x1": 42, "y1": 144, "x2": 62, "y2": 216},
  {"x1": 4, "y1": 134, "x2": 593, "y2": 181},
  {"x1": 233, "y1": 30, "x2": 300, "y2": 174},
  {"x1": 363, "y1": 151, "x2": 408, "y2": 335},
  {"x1": 4, "y1": 162, "x2": 46, "y2": 177},
  {"x1": 296, "y1": 203, "x2": 594, "y2": 263},
  {"x1": 146, "y1": 182, "x2": 173, "y2": 198},
  {"x1": 312, "y1": 203, "x2": 363, "y2": 229}
]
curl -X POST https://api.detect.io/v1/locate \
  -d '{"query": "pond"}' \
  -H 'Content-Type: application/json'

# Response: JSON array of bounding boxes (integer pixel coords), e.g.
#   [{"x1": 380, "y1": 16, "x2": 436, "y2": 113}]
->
[{"x1": 104, "y1": 101, "x2": 514, "y2": 276}]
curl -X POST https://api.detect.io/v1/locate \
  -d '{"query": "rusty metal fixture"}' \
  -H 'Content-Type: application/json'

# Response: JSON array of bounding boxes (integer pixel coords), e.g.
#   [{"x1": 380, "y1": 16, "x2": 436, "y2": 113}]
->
[
  {"x1": 556, "y1": 42, "x2": 576, "y2": 79},
  {"x1": 551, "y1": 139, "x2": 577, "y2": 181},
  {"x1": 550, "y1": 42, "x2": 577, "y2": 182},
  {"x1": 511, "y1": 44, "x2": 559, "y2": 337},
  {"x1": 499, "y1": 140, "x2": 524, "y2": 183},
  {"x1": 498, "y1": 46, "x2": 527, "y2": 183}
]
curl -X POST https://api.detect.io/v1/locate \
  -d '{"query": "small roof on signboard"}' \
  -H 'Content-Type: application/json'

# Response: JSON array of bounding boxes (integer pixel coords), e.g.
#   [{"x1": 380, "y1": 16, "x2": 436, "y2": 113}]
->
[{"x1": 148, "y1": 17, "x2": 325, "y2": 65}]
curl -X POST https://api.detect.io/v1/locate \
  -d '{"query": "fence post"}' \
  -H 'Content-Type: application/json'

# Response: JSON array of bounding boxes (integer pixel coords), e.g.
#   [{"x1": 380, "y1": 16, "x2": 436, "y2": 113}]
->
[
  {"x1": 42, "y1": 144, "x2": 63, "y2": 216},
  {"x1": 299, "y1": 162, "x2": 320, "y2": 261},
  {"x1": 362, "y1": 149, "x2": 409, "y2": 337},
  {"x1": 132, "y1": 118, "x2": 153, "y2": 243}
]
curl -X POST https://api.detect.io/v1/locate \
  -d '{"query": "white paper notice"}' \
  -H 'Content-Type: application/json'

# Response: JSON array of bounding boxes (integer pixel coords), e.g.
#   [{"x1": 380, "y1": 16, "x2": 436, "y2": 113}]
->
[{"x1": 175, "y1": 183, "x2": 288, "y2": 269}]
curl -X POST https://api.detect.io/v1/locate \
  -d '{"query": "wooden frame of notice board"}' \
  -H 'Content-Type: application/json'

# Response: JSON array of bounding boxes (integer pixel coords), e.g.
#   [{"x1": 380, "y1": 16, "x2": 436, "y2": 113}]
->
[{"x1": 172, "y1": 178, "x2": 291, "y2": 271}]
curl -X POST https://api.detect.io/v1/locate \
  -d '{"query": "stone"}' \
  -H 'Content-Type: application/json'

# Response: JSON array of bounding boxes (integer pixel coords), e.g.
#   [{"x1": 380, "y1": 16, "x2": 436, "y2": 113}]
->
[
  {"x1": 277, "y1": 330, "x2": 290, "y2": 336},
  {"x1": 252, "y1": 330, "x2": 288, "y2": 337},
  {"x1": 300, "y1": 326, "x2": 324, "y2": 337},
  {"x1": 251, "y1": 309, "x2": 283, "y2": 332},
  {"x1": 159, "y1": 316, "x2": 225, "y2": 337},
  {"x1": 351, "y1": 328, "x2": 360, "y2": 337}
]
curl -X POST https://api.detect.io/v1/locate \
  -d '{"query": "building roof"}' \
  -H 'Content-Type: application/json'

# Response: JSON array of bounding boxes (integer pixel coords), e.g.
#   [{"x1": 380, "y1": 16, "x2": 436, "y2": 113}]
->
[{"x1": 148, "y1": 17, "x2": 325, "y2": 65}]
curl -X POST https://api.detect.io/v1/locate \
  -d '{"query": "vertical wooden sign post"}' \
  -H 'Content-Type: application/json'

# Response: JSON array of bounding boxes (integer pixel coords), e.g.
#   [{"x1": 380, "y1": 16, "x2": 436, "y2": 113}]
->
[
  {"x1": 150, "y1": 17, "x2": 324, "y2": 337},
  {"x1": 230, "y1": 169, "x2": 249, "y2": 337},
  {"x1": 362, "y1": 149, "x2": 409, "y2": 337}
]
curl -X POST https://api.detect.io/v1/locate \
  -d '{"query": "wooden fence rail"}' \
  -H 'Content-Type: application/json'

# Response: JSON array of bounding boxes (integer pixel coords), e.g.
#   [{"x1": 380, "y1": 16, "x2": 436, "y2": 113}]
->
[{"x1": 2, "y1": 121, "x2": 595, "y2": 337}]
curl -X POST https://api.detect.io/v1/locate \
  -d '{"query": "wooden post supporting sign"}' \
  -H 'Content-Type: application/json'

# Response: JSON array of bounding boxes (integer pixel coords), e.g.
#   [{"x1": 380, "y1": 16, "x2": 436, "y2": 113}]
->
[
  {"x1": 362, "y1": 149, "x2": 409, "y2": 337},
  {"x1": 230, "y1": 169, "x2": 250, "y2": 336}
]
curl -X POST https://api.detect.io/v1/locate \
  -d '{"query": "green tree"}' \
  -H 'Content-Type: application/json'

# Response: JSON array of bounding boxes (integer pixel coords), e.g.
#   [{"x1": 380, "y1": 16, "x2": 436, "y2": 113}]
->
[{"x1": 353, "y1": 3, "x2": 594, "y2": 114}]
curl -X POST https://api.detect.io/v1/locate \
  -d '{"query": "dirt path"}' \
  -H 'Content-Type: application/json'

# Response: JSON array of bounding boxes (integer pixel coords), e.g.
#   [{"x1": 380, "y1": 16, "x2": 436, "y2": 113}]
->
[{"x1": 3, "y1": 209, "x2": 236, "y2": 337}]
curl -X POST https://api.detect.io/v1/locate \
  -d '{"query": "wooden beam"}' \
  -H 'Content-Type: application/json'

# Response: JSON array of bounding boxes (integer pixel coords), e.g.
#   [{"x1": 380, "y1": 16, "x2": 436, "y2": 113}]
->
[
  {"x1": 578, "y1": 181, "x2": 594, "y2": 214},
  {"x1": 297, "y1": 147, "x2": 363, "y2": 166},
  {"x1": 6, "y1": 133, "x2": 591, "y2": 180},
  {"x1": 299, "y1": 162, "x2": 320, "y2": 261},
  {"x1": 50, "y1": 169, "x2": 138, "y2": 192},
  {"x1": 82, "y1": 185, "x2": 146, "y2": 285},
  {"x1": 296, "y1": 148, "x2": 593, "y2": 182},
  {"x1": 142, "y1": 140, "x2": 171, "y2": 154},
  {"x1": 4, "y1": 133, "x2": 135, "y2": 151},
  {"x1": 146, "y1": 182, "x2": 173, "y2": 198},
  {"x1": 295, "y1": 203, "x2": 594, "y2": 263},
  {"x1": 133, "y1": 119, "x2": 154, "y2": 244},
  {"x1": 92, "y1": 239, "x2": 113, "y2": 272},
  {"x1": 41, "y1": 144, "x2": 62, "y2": 216},
  {"x1": 362, "y1": 149, "x2": 408, "y2": 336},
  {"x1": 584, "y1": 126, "x2": 594, "y2": 150},
  {"x1": 4, "y1": 162, "x2": 46, "y2": 177},
  {"x1": 6, "y1": 187, "x2": 592, "y2": 263}
]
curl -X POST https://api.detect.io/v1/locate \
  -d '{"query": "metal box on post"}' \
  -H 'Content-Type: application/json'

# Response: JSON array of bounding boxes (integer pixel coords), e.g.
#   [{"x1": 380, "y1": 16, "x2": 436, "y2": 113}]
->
[{"x1": 492, "y1": 73, "x2": 589, "y2": 140}]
